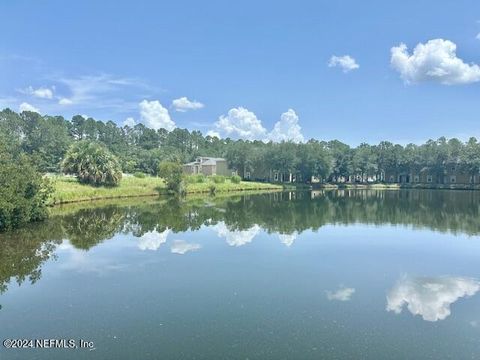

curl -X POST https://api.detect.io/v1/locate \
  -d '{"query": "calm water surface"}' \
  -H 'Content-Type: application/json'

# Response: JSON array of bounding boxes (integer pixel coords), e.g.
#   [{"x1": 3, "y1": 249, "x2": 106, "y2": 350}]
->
[{"x1": 1, "y1": 190, "x2": 480, "y2": 359}]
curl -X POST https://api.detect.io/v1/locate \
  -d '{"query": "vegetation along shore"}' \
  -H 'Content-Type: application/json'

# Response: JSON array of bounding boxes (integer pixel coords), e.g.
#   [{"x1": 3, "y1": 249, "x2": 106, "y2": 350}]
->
[
  {"x1": 2, "y1": 107, "x2": 480, "y2": 231},
  {"x1": 48, "y1": 174, "x2": 283, "y2": 205}
]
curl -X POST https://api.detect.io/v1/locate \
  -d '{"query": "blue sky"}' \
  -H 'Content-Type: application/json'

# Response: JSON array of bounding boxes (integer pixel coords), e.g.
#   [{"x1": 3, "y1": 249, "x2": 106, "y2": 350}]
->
[{"x1": 1, "y1": 0, "x2": 479, "y2": 145}]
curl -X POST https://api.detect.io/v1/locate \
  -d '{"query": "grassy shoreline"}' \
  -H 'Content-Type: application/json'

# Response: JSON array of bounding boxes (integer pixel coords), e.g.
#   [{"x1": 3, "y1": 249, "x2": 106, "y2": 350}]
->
[
  {"x1": 316, "y1": 183, "x2": 480, "y2": 191},
  {"x1": 48, "y1": 175, "x2": 283, "y2": 205}
]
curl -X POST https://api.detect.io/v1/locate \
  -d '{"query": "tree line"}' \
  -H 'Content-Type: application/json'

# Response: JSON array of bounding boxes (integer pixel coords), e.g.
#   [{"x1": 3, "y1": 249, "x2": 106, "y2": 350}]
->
[{"x1": 2, "y1": 108, "x2": 480, "y2": 183}]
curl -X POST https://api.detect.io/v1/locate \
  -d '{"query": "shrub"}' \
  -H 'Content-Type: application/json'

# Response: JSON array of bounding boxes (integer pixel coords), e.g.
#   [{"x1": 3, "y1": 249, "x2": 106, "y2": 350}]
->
[
  {"x1": 133, "y1": 172, "x2": 146, "y2": 178},
  {"x1": 211, "y1": 175, "x2": 225, "y2": 184},
  {"x1": 194, "y1": 174, "x2": 206, "y2": 183},
  {"x1": 0, "y1": 147, "x2": 52, "y2": 231},
  {"x1": 185, "y1": 174, "x2": 206, "y2": 184},
  {"x1": 208, "y1": 184, "x2": 217, "y2": 195},
  {"x1": 231, "y1": 175, "x2": 241, "y2": 184},
  {"x1": 158, "y1": 161, "x2": 184, "y2": 193},
  {"x1": 62, "y1": 141, "x2": 122, "y2": 186}
]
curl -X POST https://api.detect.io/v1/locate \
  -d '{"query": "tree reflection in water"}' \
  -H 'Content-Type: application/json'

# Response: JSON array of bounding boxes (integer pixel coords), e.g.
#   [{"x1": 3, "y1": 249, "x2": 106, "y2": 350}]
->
[{"x1": 1, "y1": 189, "x2": 480, "y2": 297}]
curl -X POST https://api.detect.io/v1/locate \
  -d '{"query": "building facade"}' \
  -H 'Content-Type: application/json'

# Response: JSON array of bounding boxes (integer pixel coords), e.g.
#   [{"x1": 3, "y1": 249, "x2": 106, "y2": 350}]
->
[
  {"x1": 183, "y1": 157, "x2": 235, "y2": 177},
  {"x1": 385, "y1": 165, "x2": 480, "y2": 185}
]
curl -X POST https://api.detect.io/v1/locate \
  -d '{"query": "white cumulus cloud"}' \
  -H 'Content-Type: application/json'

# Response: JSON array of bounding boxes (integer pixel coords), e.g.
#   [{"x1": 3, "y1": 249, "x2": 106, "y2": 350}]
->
[
  {"x1": 326, "y1": 286, "x2": 356, "y2": 301},
  {"x1": 214, "y1": 107, "x2": 267, "y2": 140},
  {"x1": 476, "y1": 33, "x2": 480, "y2": 40},
  {"x1": 386, "y1": 275, "x2": 480, "y2": 321},
  {"x1": 172, "y1": 97, "x2": 204, "y2": 112},
  {"x1": 139, "y1": 100, "x2": 176, "y2": 131},
  {"x1": 137, "y1": 229, "x2": 170, "y2": 251},
  {"x1": 123, "y1": 117, "x2": 136, "y2": 127},
  {"x1": 213, "y1": 222, "x2": 261, "y2": 247},
  {"x1": 206, "y1": 130, "x2": 221, "y2": 138},
  {"x1": 170, "y1": 240, "x2": 202, "y2": 255},
  {"x1": 19, "y1": 102, "x2": 40, "y2": 113},
  {"x1": 390, "y1": 39, "x2": 480, "y2": 85},
  {"x1": 268, "y1": 109, "x2": 304, "y2": 143},
  {"x1": 328, "y1": 55, "x2": 359, "y2": 73}
]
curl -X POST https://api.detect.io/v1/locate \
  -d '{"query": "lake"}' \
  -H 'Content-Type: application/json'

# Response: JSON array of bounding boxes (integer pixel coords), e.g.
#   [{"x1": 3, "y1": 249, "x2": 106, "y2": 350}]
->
[{"x1": 1, "y1": 189, "x2": 480, "y2": 359}]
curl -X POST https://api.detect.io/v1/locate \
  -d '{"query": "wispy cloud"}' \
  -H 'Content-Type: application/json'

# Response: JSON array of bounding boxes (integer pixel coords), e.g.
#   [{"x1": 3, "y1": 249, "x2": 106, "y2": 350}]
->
[{"x1": 54, "y1": 74, "x2": 149, "y2": 112}]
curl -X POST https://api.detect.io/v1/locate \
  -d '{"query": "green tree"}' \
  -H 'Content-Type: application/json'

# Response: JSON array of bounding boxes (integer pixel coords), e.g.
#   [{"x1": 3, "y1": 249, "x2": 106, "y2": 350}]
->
[
  {"x1": 158, "y1": 161, "x2": 184, "y2": 193},
  {"x1": 462, "y1": 137, "x2": 480, "y2": 183},
  {"x1": 62, "y1": 141, "x2": 122, "y2": 186},
  {"x1": 0, "y1": 145, "x2": 52, "y2": 231}
]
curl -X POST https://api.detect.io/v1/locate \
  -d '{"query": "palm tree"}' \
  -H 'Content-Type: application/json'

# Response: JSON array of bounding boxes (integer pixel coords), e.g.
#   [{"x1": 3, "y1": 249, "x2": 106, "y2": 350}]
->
[{"x1": 62, "y1": 141, "x2": 122, "y2": 186}]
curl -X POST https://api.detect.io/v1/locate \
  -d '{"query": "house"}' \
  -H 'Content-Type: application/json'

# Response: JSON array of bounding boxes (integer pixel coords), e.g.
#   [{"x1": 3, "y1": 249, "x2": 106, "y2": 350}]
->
[
  {"x1": 183, "y1": 157, "x2": 236, "y2": 177},
  {"x1": 385, "y1": 164, "x2": 480, "y2": 185}
]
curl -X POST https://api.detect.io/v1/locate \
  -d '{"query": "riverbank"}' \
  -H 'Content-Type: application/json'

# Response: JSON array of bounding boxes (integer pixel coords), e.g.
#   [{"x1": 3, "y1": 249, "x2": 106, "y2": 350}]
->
[
  {"x1": 47, "y1": 175, "x2": 283, "y2": 205},
  {"x1": 317, "y1": 183, "x2": 401, "y2": 190},
  {"x1": 316, "y1": 183, "x2": 480, "y2": 191}
]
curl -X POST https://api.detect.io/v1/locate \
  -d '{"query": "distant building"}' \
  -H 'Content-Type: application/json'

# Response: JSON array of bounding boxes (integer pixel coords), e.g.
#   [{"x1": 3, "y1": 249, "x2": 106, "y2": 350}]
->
[
  {"x1": 183, "y1": 157, "x2": 235, "y2": 177},
  {"x1": 385, "y1": 164, "x2": 480, "y2": 185}
]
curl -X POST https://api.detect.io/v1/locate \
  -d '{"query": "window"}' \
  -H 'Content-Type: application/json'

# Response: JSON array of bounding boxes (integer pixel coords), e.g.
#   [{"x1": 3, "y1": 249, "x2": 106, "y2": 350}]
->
[
  {"x1": 451, "y1": 166, "x2": 456, "y2": 172},
  {"x1": 389, "y1": 175, "x2": 394, "y2": 183},
  {"x1": 427, "y1": 175, "x2": 433, "y2": 183},
  {"x1": 246, "y1": 171, "x2": 251, "y2": 180},
  {"x1": 274, "y1": 173, "x2": 278, "y2": 181},
  {"x1": 414, "y1": 175, "x2": 419, "y2": 183},
  {"x1": 450, "y1": 175, "x2": 456, "y2": 183}
]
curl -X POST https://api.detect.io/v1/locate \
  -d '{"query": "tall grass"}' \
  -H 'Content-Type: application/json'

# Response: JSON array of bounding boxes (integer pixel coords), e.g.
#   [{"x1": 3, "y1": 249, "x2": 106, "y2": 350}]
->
[{"x1": 48, "y1": 174, "x2": 283, "y2": 205}]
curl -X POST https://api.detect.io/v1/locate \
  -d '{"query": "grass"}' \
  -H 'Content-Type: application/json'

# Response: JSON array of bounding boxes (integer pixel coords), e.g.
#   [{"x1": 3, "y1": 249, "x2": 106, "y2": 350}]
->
[
  {"x1": 48, "y1": 174, "x2": 283, "y2": 205},
  {"x1": 48, "y1": 175, "x2": 166, "y2": 205}
]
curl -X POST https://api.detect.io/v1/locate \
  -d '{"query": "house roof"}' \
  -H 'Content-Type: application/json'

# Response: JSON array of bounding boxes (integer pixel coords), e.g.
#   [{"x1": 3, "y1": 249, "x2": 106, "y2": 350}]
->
[{"x1": 183, "y1": 156, "x2": 226, "y2": 166}]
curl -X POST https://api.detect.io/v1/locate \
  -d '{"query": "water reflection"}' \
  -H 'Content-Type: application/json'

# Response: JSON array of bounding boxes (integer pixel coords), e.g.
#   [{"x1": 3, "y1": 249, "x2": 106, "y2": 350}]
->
[
  {"x1": 0, "y1": 226, "x2": 61, "y2": 295},
  {"x1": 386, "y1": 276, "x2": 480, "y2": 321},
  {"x1": 170, "y1": 240, "x2": 202, "y2": 255},
  {"x1": 1, "y1": 189, "x2": 480, "y2": 302},
  {"x1": 326, "y1": 286, "x2": 356, "y2": 301},
  {"x1": 57, "y1": 241, "x2": 126, "y2": 274},
  {"x1": 278, "y1": 232, "x2": 298, "y2": 247},
  {"x1": 213, "y1": 222, "x2": 261, "y2": 247},
  {"x1": 137, "y1": 229, "x2": 170, "y2": 251}
]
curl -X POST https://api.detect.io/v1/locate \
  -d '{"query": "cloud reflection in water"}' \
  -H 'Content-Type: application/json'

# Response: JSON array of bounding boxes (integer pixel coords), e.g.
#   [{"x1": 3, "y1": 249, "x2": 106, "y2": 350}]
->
[
  {"x1": 137, "y1": 229, "x2": 170, "y2": 251},
  {"x1": 213, "y1": 222, "x2": 261, "y2": 247},
  {"x1": 386, "y1": 275, "x2": 480, "y2": 321},
  {"x1": 170, "y1": 240, "x2": 201, "y2": 255},
  {"x1": 326, "y1": 286, "x2": 356, "y2": 301}
]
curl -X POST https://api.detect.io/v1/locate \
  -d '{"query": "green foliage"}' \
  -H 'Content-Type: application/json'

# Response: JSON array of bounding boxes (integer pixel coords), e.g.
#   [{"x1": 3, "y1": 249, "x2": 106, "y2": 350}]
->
[
  {"x1": 231, "y1": 175, "x2": 241, "y2": 184},
  {"x1": 208, "y1": 184, "x2": 217, "y2": 194},
  {"x1": 158, "y1": 161, "x2": 184, "y2": 193},
  {"x1": 62, "y1": 141, "x2": 122, "y2": 186},
  {"x1": 185, "y1": 174, "x2": 206, "y2": 184},
  {"x1": 133, "y1": 172, "x2": 146, "y2": 178},
  {"x1": 211, "y1": 175, "x2": 226, "y2": 184},
  {"x1": 0, "y1": 146, "x2": 52, "y2": 231},
  {"x1": 3, "y1": 108, "x2": 480, "y2": 188}
]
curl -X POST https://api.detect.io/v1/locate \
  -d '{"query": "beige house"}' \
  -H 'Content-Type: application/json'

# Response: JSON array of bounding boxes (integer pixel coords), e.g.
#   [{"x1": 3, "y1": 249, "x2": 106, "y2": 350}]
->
[{"x1": 183, "y1": 157, "x2": 235, "y2": 176}]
